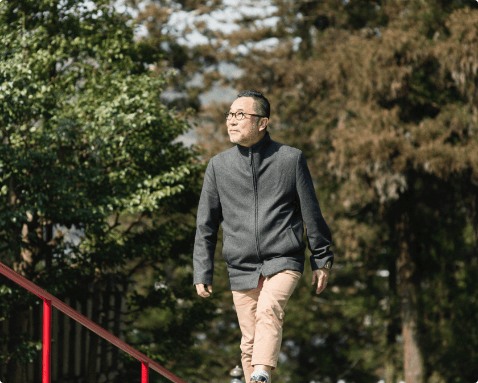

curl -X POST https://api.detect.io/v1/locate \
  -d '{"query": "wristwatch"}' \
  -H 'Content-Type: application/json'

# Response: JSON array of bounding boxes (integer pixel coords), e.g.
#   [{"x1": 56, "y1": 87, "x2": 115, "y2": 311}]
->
[{"x1": 322, "y1": 260, "x2": 332, "y2": 270}]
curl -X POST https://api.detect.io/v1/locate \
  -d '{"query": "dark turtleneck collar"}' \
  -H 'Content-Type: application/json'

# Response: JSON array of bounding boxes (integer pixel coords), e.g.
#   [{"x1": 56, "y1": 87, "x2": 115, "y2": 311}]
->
[{"x1": 236, "y1": 131, "x2": 272, "y2": 154}]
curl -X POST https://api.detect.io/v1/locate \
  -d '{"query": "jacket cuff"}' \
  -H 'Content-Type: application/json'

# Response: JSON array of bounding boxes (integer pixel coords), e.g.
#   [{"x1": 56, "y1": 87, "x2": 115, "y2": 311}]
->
[
  {"x1": 310, "y1": 255, "x2": 334, "y2": 271},
  {"x1": 193, "y1": 273, "x2": 213, "y2": 287}
]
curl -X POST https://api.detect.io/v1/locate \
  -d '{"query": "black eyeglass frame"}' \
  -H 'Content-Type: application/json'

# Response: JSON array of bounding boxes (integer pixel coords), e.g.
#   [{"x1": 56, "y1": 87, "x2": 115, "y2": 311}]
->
[{"x1": 224, "y1": 112, "x2": 266, "y2": 120}]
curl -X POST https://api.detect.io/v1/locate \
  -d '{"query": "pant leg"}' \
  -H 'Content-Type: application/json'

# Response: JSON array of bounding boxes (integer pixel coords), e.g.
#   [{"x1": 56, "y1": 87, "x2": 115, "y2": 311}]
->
[
  {"x1": 251, "y1": 270, "x2": 301, "y2": 369},
  {"x1": 232, "y1": 276, "x2": 265, "y2": 383}
]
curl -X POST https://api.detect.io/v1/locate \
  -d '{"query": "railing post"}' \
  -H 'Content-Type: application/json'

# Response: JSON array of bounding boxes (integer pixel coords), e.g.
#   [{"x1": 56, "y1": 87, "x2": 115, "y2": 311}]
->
[
  {"x1": 43, "y1": 298, "x2": 52, "y2": 383},
  {"x1": 0, "y1": 261, "x2": 187, "y2": 383},
  {"x1": 142, "y1": 361, "x2": 149, "y2": 383}
]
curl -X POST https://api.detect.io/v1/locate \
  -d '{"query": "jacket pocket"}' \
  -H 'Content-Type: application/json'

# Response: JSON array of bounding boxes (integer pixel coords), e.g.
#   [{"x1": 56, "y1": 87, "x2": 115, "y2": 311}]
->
[
  {"x1": 222, "y1": 234, "x2": 257, "y2": 267},
  {"x1": 286, "y1": 226, "x2": 301, "y2": 251}
]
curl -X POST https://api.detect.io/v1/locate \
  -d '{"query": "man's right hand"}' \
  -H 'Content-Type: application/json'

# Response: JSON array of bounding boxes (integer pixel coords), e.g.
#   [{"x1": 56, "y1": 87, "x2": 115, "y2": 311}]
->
[{"x1": 195, "y1": 284, "x2": 213, "y2": 298}]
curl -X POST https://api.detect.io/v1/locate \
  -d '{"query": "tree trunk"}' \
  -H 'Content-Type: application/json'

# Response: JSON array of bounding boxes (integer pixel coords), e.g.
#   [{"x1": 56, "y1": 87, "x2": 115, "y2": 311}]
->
[
  {"x1": 397, "y1": 216, "x2": 424, "y2": 383},
  {"x1": 5, "y1": 178, "x2": 49, "y2": 382},
  {"x1": 400, "y1": 281, "x2": 423, "y2": 383},
  {"x1": 385, "y1": 254, "x2": 399, "y2": 383}
]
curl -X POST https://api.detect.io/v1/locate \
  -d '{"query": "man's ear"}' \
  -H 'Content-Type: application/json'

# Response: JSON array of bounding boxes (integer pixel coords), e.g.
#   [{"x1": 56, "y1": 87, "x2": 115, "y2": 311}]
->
[{"x1": 260, "y1": 118, "x2": 269, "y2": 131}]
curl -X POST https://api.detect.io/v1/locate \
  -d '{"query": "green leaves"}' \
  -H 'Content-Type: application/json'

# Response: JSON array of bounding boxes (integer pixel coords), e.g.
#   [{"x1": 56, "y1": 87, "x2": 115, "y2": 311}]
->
[
  {"x1": 0, "y1": 0, "x2": 206, "y2": 380},
  {"x1": 109, "y1": 165, "x2": 191, "y2": 213}
]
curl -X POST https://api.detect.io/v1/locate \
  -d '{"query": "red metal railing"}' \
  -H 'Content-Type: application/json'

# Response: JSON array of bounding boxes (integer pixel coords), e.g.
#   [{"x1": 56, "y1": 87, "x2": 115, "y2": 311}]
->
[{"x1": 0, "y1": 262, "x2": 187, "y2": 383}]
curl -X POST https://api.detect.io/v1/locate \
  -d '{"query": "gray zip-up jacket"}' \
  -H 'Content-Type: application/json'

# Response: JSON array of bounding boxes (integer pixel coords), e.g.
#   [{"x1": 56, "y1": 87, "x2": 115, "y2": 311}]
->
[{"x1": 193, "y1": 132, "x2": 334, "y2": 291}]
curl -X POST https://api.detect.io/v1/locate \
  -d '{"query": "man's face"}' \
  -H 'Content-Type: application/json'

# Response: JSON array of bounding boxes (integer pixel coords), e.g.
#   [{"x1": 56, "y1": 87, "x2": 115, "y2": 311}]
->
[{"x1": 227, "y1": 97, "x2": 266, "y2": 147}]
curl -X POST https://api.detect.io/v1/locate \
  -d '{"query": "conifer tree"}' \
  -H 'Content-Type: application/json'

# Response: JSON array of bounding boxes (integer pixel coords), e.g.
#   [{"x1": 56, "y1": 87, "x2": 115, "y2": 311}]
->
[{"x1": 136, "y1": 1, "x2": 478, "y2": 382}]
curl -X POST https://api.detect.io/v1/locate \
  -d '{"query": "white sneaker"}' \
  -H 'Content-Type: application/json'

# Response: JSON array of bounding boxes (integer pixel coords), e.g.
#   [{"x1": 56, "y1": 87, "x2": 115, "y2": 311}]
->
[{"x1": 250, "y1": 370, "x2": 270, "y2": 383}]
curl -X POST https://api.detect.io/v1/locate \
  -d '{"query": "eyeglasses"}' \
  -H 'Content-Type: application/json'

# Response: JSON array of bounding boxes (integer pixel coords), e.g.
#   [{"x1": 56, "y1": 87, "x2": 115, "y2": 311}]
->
[{"x1": 225, "y1": 111, "x2": 265, "y2": 120}]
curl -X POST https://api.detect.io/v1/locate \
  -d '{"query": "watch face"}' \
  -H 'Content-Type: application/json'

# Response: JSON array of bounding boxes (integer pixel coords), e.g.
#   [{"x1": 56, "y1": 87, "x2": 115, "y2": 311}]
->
[{"x1": 325, "y1": 261, "x2": 332, "y2": 269}]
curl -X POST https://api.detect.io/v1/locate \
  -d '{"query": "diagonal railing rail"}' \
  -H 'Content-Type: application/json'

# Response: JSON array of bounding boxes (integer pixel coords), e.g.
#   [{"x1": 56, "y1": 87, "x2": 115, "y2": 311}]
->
[{"x1": 0, "y1": 262, "x2": 187, "y2": 383}]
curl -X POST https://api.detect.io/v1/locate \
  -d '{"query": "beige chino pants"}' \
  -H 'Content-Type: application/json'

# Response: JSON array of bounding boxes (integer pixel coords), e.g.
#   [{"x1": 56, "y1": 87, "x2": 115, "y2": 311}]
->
[{"x1": 232, "y1": 270, "x2": 302, "y2": 382}]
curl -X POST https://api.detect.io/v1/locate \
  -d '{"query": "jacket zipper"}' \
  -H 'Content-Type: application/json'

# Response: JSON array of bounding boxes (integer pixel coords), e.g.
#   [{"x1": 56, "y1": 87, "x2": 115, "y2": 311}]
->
[{"x1": 250, "y1": 147, "x2": 262, "y2": 260}]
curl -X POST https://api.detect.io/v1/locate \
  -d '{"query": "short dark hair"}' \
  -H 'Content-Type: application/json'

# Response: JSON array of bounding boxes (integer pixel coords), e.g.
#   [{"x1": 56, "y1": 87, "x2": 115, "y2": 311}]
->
[{"x1": 237, "y1": 90, "x2": 270, "y2": 119}]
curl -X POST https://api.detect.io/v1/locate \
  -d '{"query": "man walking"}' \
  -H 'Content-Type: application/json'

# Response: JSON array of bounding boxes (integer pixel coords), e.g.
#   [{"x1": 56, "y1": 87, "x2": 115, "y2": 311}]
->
[{"x1": 193, "y1": 90, "x2": 334, "y2": 383}]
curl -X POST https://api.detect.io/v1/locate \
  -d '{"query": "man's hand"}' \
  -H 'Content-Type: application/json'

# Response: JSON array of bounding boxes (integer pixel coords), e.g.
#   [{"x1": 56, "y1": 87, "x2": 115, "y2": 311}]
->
[
  {"x1": 311, "y1": 269, "x2": 330, "y2": 294},
  {"x1": 195, "y1": 283, "x2": 213, "y2": 298}
]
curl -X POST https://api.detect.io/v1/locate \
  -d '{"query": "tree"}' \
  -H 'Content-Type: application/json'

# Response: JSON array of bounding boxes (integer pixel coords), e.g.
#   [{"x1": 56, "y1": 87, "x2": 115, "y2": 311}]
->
[
  {"x1": 217, "y1": 1, "x2": 478, "y2": 382},
  {"x1": 130, "y1": 0, "x2": 478, "y2": 382},
  {"x1": 0, "y1": 1, "x2": 216, "y2": 381}
]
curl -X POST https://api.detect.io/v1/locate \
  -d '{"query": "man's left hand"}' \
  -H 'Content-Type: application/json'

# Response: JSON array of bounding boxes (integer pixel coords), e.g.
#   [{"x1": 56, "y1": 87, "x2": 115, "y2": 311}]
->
[{"x1": 311, "y1": 268, "x2": 330, "y2": 294}]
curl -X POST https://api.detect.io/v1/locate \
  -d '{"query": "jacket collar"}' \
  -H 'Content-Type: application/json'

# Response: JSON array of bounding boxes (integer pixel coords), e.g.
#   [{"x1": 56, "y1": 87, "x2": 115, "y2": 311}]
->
[{"x1": 236, "y1": 131, "x2": 272, "y2": 154}]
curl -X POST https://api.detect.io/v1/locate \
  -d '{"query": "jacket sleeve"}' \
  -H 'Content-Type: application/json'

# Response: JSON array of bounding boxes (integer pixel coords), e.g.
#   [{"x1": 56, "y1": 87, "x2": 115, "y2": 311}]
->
[
  {"x1": 193, "y1": 159, "x2": 222, "y2": 286},
  {"x1": 295, "y1": 152, "x2": 334, "y2": 270}
]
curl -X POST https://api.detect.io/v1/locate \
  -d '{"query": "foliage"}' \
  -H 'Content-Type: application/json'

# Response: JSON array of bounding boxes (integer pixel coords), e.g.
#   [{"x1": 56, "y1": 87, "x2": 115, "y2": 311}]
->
[
  {"x1": 0, "y1": 0, "x2": 215, "y2": 381},
  {"x1": 132, "y1": 0, "x2": 478, "y2": 382}
]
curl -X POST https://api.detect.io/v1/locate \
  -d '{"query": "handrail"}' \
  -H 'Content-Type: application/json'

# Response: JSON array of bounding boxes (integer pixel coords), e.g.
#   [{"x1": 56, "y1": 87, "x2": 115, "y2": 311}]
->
[{"x1": 0, "y1": 262, "x2": 187, "y2": 383}]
